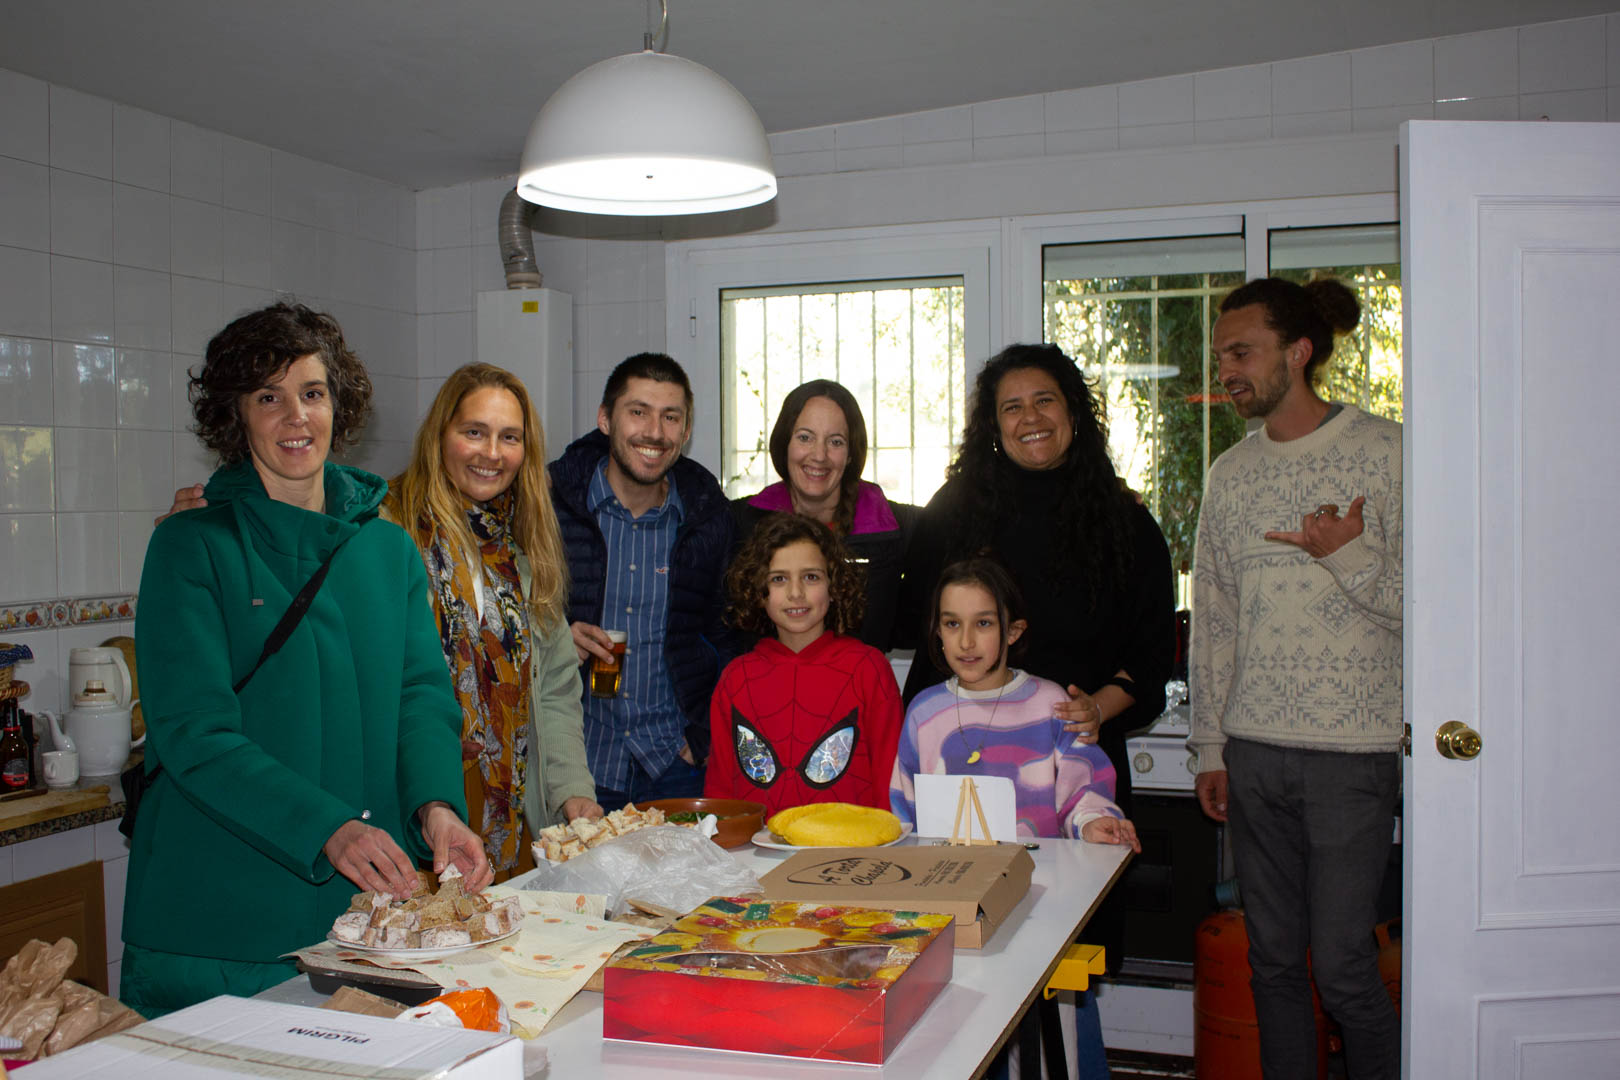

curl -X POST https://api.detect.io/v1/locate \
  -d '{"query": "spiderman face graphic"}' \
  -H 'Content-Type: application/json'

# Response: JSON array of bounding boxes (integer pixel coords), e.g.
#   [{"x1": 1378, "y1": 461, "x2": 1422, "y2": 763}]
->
[
  {"x1": 734, "y1": 707, "x2": 857, "y2": 791},
  {"x1": 710, "y1": 635, "x2": 898, "y2": 815},
  {"x1": 735, "y1": 709, "x2": 887, "y2": 809}
]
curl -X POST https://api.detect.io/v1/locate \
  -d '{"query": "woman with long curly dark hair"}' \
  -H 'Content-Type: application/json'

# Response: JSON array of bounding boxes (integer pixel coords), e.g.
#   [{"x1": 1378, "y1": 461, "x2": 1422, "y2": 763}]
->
[
  {"x1": 900, "y1": 343, "x2": 1175, "y2": 968},
  {"x1": 904, "y1": 343, "x2": 1174, "y2": 788}
]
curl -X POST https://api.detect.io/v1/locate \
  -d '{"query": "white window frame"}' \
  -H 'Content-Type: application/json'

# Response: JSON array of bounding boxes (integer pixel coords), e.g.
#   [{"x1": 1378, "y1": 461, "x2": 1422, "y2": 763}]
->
[
  {"x1": 1008, "y1": 193, "x2": 1399, "y2": 339},
  {"x1": 661, "y1": 195, "x2": 1399, "y2": 479},
  {"x1": 666, "y1": 221, "x2": 1002, "y2": 476}
]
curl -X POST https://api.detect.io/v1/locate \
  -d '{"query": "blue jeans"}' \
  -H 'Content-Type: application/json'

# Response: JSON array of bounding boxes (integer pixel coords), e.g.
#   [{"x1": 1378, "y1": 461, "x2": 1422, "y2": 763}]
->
[
  {"x1": 1225, "y1": 738, "x2": 1400, "y2": 1080},
  {"x1": 595, "y1": 754, "x2": 704, "y2": 809}
]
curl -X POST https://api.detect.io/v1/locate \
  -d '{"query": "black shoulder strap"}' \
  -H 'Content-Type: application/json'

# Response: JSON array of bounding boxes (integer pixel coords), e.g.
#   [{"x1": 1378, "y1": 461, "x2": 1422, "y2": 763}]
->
[
  {"x1": 232, "y1": 544, "x2": 343, "y2": 694},
  {"x1": 123, "y1": 540, "x2": 348, "y2": 839}
]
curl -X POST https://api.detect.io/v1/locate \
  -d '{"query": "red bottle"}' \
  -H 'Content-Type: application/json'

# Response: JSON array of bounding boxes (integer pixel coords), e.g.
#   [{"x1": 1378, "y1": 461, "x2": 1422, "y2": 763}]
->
[{"x1": 0, "y1": 698, "x2": 33, "y2": 791}]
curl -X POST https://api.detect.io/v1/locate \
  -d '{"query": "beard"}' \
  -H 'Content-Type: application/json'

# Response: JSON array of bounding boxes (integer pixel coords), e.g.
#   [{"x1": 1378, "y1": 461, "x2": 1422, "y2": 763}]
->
[
  {"x1": 1226, "y1": 356, "x2": 1293, "y2": 419},
  {"x1": 609, "y1": 436, "x2": 677, "y2": 488}
]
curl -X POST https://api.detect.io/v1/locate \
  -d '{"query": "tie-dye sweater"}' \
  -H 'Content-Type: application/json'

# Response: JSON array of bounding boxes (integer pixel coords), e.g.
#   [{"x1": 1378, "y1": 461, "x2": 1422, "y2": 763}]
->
[{"x1": 889, "y1": 669, "x2": 1123, "y2": 839}]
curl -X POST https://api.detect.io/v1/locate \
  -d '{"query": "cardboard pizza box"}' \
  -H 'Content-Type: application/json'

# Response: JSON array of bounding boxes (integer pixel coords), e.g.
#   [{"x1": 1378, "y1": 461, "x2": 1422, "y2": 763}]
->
[{"x1": 759, "y1": 844, "x2": 1034, "y2": 948}]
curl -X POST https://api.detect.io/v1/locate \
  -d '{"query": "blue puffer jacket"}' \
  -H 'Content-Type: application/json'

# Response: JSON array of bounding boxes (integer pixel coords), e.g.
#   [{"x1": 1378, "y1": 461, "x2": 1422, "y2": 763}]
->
[{"x1": 547, "y1": 431, "x2": 741, "y2": 762}]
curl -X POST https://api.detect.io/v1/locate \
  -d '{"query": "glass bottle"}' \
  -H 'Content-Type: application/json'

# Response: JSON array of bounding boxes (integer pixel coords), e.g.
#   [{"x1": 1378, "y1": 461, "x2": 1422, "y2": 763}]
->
[{"x1": 0, "y1": 698, "x2": 32, "y2": 791}]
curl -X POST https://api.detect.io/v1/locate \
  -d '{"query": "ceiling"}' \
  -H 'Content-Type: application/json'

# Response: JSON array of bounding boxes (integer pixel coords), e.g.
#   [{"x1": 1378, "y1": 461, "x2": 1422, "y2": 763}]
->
[{"x1": 0, "y1": 1, "x2": 1609, "y2": 190}]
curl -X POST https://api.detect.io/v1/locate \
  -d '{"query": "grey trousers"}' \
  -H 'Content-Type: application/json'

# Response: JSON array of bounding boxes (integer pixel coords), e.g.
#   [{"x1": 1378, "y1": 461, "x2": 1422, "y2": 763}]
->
[{"x1": 1225, "y1": 738, "x2": 1400, "y2": 1080}]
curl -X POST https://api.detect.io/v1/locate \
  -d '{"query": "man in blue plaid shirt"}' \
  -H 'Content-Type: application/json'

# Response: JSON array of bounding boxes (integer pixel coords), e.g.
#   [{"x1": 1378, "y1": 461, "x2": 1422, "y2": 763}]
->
[{"x1": 548, "y1": 354, "x2": 740, "y2": 807}]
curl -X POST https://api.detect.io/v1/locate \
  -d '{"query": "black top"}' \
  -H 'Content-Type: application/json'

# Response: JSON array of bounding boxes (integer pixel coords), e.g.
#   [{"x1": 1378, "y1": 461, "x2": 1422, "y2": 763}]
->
[{"x1": 899, "y1": 465, "x2": 1176, "y2": 805}]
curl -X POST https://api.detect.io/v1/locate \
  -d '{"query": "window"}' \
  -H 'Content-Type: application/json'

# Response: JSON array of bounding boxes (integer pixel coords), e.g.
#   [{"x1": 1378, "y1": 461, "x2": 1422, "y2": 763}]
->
[
  {"x1": 1269, "y1": 224, "x2": 1403, "y2": 422},
  {"x1": 1040, "y1": 223, "x2": 1403, "y2": 603},
  {"x1": 1042, "y1": 234, "x2": 1247, "y2": 601},
  {"x1": 720, "y1": 278, "x2": 967, "y2": 505}
]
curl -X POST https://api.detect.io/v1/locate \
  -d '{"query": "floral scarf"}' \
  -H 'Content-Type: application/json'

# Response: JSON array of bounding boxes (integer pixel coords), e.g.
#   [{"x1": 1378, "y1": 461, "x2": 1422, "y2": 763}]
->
[{"x1": 422, "y1": 491, "x2": 533, "y2": 874}]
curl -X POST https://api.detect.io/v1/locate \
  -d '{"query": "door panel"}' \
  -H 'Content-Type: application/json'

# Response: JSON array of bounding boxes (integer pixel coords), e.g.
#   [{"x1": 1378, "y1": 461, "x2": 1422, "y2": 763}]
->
[
  {"x1": 1402, "y1": 121, "x2": 1620, "y2": 1079},
  {"x1": 1478, "y1": 209, "x2": 1620, "y2": 927}
]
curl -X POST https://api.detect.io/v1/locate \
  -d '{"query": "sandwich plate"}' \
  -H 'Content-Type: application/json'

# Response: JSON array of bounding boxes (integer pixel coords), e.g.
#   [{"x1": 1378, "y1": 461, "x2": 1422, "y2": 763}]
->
[
  {"x1": 326, "y1": 925, "x2": 519, "y2": 962},
  {"x1": 750, "y1": 823, "x2": 913, "y2": 851}
]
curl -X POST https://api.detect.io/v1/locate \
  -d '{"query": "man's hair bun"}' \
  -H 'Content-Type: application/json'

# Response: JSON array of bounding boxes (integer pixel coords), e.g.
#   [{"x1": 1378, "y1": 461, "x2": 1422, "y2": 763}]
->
[{"x1": 1304, "y1": 277, "x2": 1362, "y2": 336}]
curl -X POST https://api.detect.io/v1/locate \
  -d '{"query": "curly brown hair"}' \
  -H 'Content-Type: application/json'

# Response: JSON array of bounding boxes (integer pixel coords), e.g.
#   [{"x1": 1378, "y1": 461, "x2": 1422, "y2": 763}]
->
[
  {"x1": 725, "y1": 513, "x2": 866, "y2": 638},
  {"x1": 190, "y1": 301, "x2": 373, "y2": 465}
]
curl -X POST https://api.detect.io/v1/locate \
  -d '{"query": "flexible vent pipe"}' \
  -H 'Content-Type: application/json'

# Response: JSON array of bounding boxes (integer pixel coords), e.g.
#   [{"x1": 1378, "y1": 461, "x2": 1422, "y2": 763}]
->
[{"x1": 498, "y1": 187, "x2": 541, "y2": 288}]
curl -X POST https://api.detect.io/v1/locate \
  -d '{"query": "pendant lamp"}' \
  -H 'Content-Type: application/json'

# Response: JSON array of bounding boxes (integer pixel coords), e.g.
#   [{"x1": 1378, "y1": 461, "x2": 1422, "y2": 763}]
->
[{"x1": 517, "y1": 2, "x2": 776, "y2": 216}]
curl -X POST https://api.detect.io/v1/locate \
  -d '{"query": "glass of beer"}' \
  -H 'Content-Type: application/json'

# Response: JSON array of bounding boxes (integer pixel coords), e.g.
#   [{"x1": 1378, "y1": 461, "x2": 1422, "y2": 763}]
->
[{"x1": 590, "y1": 630, "x2": 628, "y2": 699}]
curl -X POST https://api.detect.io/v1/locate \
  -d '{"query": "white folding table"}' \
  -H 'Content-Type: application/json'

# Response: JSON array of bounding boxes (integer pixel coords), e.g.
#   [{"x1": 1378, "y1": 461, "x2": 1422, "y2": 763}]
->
[{"x1": 261, "y1": 838, "x2": 1130, "y2": 1079}]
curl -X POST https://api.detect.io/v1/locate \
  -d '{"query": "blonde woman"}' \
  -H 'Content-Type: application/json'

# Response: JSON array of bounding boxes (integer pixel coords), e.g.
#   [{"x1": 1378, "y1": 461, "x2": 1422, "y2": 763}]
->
[{"x1": 385, "y1": 364, "x2": 601, "y2": 880}]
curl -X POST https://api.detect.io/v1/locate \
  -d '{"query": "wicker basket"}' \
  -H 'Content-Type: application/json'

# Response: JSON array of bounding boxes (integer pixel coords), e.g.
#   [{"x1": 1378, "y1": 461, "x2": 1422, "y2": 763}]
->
[{"x1": 0, "y1": 641, "x2": 35, "y2": 692}]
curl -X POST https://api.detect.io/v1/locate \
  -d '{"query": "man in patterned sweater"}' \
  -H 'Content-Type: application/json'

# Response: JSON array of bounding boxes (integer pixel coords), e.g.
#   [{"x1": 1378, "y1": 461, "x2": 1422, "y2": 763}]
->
[{"x1": 1190, "y1": 277, "x2": 1402, "y2": 1080}]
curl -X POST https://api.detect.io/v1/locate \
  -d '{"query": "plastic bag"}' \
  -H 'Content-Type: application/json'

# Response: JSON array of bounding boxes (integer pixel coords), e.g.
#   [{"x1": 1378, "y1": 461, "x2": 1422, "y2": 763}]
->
[
  {"x1": 522, "y1": 824, "x2": 761, "y2": 918},
  {"x1": 396, "y1": 987, "x2": 508, "y2": 1034}
]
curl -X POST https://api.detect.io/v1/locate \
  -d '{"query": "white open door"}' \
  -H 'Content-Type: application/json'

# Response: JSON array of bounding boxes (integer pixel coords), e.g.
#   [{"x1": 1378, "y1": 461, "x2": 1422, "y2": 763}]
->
[{"x1": 1403, "y1": 120, "x2": 1620, "y2": 1078}]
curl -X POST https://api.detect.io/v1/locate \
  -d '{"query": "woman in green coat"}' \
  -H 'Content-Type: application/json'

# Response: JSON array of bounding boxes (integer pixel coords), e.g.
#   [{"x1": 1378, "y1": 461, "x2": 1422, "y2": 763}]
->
[{"x1": 124, "y1": 303, "x2": 489, "y2": 1018}]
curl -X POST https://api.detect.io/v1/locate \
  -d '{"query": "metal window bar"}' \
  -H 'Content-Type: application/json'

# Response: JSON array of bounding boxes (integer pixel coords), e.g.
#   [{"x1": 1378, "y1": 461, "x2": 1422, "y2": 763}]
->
[{"x1": 721, "y1": 280, "x2": 965, "y2": 502}]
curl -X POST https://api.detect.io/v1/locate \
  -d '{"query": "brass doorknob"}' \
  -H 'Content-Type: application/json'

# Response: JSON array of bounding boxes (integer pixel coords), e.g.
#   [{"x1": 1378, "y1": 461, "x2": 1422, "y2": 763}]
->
[{"x1": 1435, "y1": 721, "x2": 1483, "y2": 760}]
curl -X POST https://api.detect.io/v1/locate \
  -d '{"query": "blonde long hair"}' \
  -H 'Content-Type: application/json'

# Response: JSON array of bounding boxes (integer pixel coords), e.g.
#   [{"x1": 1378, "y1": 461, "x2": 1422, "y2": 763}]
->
[{"x1": 388, "y1": 363, "x2": 568, "y2": 625}]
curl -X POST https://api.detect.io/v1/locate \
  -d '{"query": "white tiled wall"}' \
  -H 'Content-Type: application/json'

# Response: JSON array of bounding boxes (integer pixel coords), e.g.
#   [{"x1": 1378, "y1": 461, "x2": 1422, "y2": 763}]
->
[
  {"x1": 0, "y1": 71, "x2": 417, "y2": 710},
  {"x1": 414, "y1": 176, "x2": 667, "y2": 446},
  {"x1": 767, "y1": 13, "x2": 1620, "y2": 179}
]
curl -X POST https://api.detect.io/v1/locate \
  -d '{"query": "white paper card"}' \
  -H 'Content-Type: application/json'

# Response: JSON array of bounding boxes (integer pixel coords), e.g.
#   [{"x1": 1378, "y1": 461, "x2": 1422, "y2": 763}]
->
[{"x1": 913, "y1": 773, "x2": 1020, "y2": 842}]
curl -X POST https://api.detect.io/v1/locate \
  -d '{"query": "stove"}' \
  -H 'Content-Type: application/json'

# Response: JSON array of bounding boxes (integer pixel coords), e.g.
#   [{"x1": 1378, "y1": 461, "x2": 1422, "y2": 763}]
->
[{"x1": 1125, "y1": 683, "x2": 1197, "y2": 793}]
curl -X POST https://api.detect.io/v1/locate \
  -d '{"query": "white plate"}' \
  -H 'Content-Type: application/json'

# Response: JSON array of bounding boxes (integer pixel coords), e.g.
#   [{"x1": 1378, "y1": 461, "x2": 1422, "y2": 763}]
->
[
  {"x1": 325, "y1": 924, "x2": 519, "y2": 961},
  {"x1": 750, "y1": 823, "x2": 913, "y2": 851}
]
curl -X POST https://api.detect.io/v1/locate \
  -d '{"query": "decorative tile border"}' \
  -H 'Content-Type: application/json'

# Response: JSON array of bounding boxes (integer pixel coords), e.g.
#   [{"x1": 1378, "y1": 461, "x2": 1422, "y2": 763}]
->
[{"x1": 0, "y1": 594, "x2": 138, "y2": 633}]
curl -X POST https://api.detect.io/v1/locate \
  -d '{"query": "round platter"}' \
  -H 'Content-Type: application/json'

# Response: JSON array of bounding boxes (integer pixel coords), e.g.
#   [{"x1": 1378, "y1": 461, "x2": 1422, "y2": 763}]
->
[
  {"x1": 750, "y1": 823, "x2": 913, "y2": 851},
  {"x1": 325, "y1": 924, "x2": 519, "y2": 962}
]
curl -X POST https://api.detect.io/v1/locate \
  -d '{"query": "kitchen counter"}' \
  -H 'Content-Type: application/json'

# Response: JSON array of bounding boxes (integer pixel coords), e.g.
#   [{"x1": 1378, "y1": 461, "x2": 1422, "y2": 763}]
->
[{"x1": 0, "y1": 756, "x2": 133, "y2": 846}]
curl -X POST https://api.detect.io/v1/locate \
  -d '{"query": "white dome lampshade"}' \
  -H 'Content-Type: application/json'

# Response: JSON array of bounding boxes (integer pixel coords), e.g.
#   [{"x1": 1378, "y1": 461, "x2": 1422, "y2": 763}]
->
[{"x1": 518, "y1": 49, "x2": 777, "y2": 216}]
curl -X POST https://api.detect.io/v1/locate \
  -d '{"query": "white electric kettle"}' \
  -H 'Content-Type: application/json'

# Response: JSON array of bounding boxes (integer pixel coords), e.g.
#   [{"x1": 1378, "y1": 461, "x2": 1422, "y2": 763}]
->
[{"x1": 69, "y1": 647, "x2": 134, "y2": 709}]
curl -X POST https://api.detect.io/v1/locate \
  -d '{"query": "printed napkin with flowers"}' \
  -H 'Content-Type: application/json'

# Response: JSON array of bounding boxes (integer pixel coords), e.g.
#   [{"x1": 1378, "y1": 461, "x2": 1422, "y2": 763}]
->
[{"x1": 308, "y1": 888, "x2": 656, "y2": 1037}]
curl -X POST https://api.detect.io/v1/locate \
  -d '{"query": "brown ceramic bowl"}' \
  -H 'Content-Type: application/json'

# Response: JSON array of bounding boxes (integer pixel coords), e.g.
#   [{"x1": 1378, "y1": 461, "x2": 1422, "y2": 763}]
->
[{"x1": 639, "y1": 798, "x2": 766, "y2": 849}]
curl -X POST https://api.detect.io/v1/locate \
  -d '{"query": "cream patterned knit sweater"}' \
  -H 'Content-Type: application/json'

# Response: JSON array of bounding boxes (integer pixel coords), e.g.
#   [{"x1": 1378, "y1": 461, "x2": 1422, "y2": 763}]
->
[{"x1": 1189, "y1": 405, "x2": 1403, "y2": 772}]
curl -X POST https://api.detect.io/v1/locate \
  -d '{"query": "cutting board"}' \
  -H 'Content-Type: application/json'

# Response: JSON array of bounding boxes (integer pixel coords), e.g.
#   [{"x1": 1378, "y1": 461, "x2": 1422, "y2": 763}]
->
[{"x1": 0, "y1": 785, "x2": 110, "y2": 832}]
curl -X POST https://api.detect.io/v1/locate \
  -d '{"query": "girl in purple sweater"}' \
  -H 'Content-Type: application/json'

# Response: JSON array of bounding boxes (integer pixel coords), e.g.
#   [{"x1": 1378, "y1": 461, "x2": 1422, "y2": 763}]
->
[{"x1": 890, "y1": 557, "x2": 1139, "y2": 850}]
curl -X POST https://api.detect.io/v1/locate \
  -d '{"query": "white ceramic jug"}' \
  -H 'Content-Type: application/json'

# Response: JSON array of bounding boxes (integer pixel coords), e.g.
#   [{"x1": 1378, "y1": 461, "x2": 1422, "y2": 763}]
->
[
  {"x1": 69, "y1": 647, "x2": 133, "y2": 708},
  {"x1": 62, "y1": 681, "x2": 143, "y2": 777}
]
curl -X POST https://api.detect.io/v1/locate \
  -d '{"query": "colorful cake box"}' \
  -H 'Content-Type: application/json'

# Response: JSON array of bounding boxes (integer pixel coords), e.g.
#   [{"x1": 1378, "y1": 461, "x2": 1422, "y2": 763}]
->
[{"x1": 602, "y1": 896, "x2": 955, "y2": 1065}]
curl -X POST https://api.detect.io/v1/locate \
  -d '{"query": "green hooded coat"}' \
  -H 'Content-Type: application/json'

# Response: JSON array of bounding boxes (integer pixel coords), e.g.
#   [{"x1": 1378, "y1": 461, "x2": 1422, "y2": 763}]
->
[{"x1": 125, "y1": 461, "x2": 466, "y2": 969}]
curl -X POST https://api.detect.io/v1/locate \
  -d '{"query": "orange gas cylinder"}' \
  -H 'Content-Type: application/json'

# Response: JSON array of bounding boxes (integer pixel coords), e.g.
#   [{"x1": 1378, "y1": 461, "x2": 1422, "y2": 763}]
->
[
  {"x1": 1193, "y1": 909, "x2": 1329, "y2": 1079},
  {"x1": 1374, "y1": 918, "x2": 1401, "y2": 1015}
]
